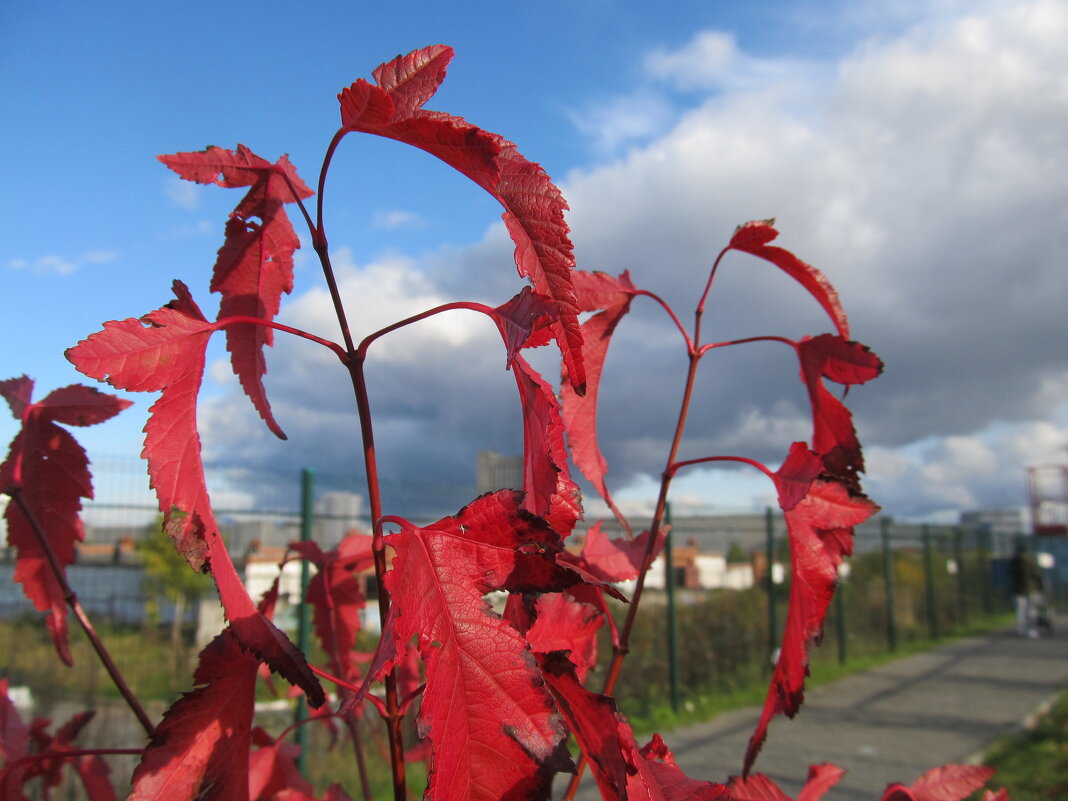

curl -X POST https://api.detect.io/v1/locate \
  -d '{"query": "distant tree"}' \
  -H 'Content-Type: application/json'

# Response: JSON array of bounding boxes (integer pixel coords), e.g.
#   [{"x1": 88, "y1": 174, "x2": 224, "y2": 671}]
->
[
  {"x1": 726, "y1": 541, "x2": 748, "y2": 564},
  {"x1": 139, "y1": 516, "x2": 212, "y2": 650}
]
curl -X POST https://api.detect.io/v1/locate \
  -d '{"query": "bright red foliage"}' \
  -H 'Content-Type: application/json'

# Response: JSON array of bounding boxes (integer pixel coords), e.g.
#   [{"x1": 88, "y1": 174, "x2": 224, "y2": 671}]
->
[
  {"x1": 338, "y1": 45, "x2": 586, "y2": 395},
  {"x1": 0, "y1": 377, "x2": 129, "y2": 664},
  {"x1": 5, "y1": 41, "x2": 1008, "y2": 801},
  {"x1": 158, "y1": 146, "x2": 314, "y2": 440},
  {"x1": 128, "y1": 631, "x2": 258, "y2": 801}
]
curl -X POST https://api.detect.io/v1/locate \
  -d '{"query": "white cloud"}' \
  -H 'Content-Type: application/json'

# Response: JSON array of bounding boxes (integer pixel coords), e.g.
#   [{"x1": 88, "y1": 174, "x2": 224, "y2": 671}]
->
[
  {"x1": 197, "y1": 0, "x2": 1068, "y2": 523},
  {"x1": 166, "y1": 177, "x2": 202, "y2": 210},
  {"x1": 8, "y1": 254, "x2": 79, "y2": 275},
  {"x1": 371, "y1": 209, "x2": 424, "y2": 230}
]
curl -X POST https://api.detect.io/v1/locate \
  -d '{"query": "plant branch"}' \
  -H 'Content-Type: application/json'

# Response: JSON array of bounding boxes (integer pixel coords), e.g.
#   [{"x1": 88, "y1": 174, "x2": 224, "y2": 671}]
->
[
  {"x1": 633, "y1": 290, "x2": 694, "y2": 353},
  {"x1": 215, "y1": 316, "x2": 348, "y2": 360},
  {"x1": 6, "y1": 489, "x2": 155, "y2": 736},
  {"x1": 697, "y1": 335, "x2": 796, "y2": 359},
  {"x1": 357, "y1": 301, "x2": 495, "y2": 361}
]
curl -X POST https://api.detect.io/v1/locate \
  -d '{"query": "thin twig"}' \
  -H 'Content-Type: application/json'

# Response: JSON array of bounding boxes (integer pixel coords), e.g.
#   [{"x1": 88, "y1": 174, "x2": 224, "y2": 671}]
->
[{"x1": 7, "y1": 489, "x2": 155, "y2": 736}]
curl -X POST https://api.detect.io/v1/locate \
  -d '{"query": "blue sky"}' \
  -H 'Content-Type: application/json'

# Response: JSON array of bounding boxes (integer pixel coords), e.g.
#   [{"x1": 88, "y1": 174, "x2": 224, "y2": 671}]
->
[{"x1": 3, "y1": 1, "x2": 1068, "y2": 524}]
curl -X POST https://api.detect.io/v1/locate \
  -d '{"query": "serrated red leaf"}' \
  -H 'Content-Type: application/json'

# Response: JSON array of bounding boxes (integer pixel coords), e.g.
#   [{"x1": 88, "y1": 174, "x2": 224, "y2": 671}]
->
[
  {"x1": 561, "y1": 272, "x2": 637, "y2": 524},
  {"x1": 0, "y1": 376, "x2": 34, "y2": 420},
  {"x1": 66, "y1": 286, "x2": 323, "y2": 705},
  {"x1": 159, "y1": 145, "x2": 314, "y2": 439},
  {"x1": 0, "y1": 678, "x2": 29, "y2": 767},
  {"x1": 290, "y1": 533, "x2": 373, "y2": 682},
  {"x1": 74, "y1": 754, "x2": 117, "y2": 801},
  {"x1": 536, "y1": 652, "x2": 631, "y2": 801},
  {"x1": 729, "y1": 221, "x2": 849, "y2": 338},
  {"x1": 382, "y1": 495, "x2": 572, "y2": 801},
  {"x1": 371, "y1": 44, "x2": 453, "y2": 119},
  {"x1": 908, "y1": 765, "x2": 995, "y2": 801},
  {"x1": 0, "y1": 379, "x2": 130, "y2": 665},
  {"x1": 796, "y1": 764, "x2": 848, "y2": 801},
  {"x1": 744, "y1": 480, "x2": 877, "y2": 774},
  {"x1": 773, "y1": 443, "x2": 823, "y2": 512},
  {"x1": 797, "y1": 335, "x2": 883, "y2": 489},
  {"x1": 249, "y1": 735, "x2": 312, "y2": 801},
  {"x1": 492, "y1": 288, "x2": 558, "y2": 367},
  {"x1": 525, "y1": 593, "x2": 603, "y2": 682},
  {"x1": 339, "y1": 47, "x2": 586, "y2": 394},
  {"x1": 128, "y1": 631, "x2": 258, "y2": 801},
  {"x1": 512, "y1": 357, "x2": 582, "y2": 533},
  {"x1": 638, "y1": 734, "x2": 731, "y2": 801},
  {"x1": 569, "y1": 523, "x2": 665, "y2": 585},
  {"x1": 539, "y1": 654, "x2": 728, "y2": 801},
  {"x1": 729, "y1": 773, "x2": 794, "y2": 801}
]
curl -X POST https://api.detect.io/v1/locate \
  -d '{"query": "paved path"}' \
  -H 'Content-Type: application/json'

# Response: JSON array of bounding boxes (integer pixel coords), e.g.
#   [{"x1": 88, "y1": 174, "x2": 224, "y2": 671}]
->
[{"x1": 571, "y1": 617, "x2": 1068, "y2": 800}]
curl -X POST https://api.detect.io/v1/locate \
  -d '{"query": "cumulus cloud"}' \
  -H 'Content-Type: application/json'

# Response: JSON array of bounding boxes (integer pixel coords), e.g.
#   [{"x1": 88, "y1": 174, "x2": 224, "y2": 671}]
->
[
  {"x1": 7, "y1": 250, "x2": 118, "y2": 275},
  {"x1": 197, "y1": 0, "x2": 1068, "y2": 522}
]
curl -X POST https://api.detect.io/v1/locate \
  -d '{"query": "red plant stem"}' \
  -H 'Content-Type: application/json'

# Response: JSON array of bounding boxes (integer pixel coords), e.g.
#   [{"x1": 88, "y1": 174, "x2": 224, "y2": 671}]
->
[
  {"x1": 216, "y1": 316, "x2": 349, "y2": 360},
  {"x1": 349, "y1": 357, "x2": 407, "y2": 801},
  {"x1": 697, "y1": 334, "x2": 796, "y2": 359},
  {"x1": 668, "y1": 454, "x2": 776, "y2": 483},
  {"x1": 563, "y1": 341, "x2": 704, "y2": 800},
  {"x1": 357, "y1": 301, "x2": 494, "y2": 360},
  {"x1": 7, "y1": 489, "x2": 155, "y2": 736},
  {"x1": 311, "y1": 132, "x2": 406, "y2": 800}
]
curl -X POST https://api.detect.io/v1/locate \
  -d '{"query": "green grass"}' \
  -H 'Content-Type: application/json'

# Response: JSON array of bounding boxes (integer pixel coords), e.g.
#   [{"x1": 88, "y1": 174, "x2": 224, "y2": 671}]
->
[{"x1": 975, "y1": 689, "x2": 1068, "y2": 801}]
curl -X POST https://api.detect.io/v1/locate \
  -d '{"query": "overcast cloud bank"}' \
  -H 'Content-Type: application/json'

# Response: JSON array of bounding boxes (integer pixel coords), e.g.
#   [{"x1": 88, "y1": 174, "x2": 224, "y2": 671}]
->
[{"x1": 200, "y1": 0, "x2": 1068, "y2": 523}]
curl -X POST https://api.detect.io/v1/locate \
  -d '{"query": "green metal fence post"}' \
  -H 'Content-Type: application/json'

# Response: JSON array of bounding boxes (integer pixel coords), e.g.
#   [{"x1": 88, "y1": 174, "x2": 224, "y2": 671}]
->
[
  {"x1": 881, "y1": 517, "x2": 898, "y2": 652},
  {"x1": 953, "y1": 526, "x2": 967, "y2": 627},
  {"x1": 977, "y1": 525, "x2": 993, "y2": 616},
  {"x1": 295, "y1": 468, "x2": 314, "y2": 773},
  {"x1": 835, "y1": 567, "x2": 847, "y2": 665},
  {"x1": 922, "y1": 524, "x2": 939, "y2": 639},
  {"x1": 766, "y1": 507, "x2": 778, "y2": 663},
  {"x1": 663, "y1": 501, "x2": 681, "y2": 713}
]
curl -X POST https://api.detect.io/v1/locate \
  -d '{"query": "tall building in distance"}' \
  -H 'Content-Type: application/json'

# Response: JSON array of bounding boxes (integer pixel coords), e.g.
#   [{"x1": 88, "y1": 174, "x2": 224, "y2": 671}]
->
[
  {"x1": 476, "y1": 450, "x2": 523, "y2": 495},
  {"x1": 316, "y1": 490, "x2": 364, "y2": 545}
]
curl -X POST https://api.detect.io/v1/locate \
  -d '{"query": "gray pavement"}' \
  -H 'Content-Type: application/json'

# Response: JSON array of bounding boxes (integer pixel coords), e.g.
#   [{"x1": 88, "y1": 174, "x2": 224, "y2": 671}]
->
[{"x1": 572, "y1": 616, "x2": 1068, "y2": 800}]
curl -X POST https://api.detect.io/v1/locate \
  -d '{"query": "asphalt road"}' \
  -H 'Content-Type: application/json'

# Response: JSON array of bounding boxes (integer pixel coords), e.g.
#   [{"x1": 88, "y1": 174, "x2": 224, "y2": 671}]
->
[{"x1": 569, "y1": 616, "x2": 1068, "y2": 800}]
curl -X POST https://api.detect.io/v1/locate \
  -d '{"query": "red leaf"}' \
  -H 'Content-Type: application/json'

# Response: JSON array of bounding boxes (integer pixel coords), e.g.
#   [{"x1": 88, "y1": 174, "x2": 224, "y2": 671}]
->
[
  {"x1": 382, "y1": 497, "x2": 572, "y2": 801},
  {"x1": 730, "y1": 773, "x2": 793, "y2": 801},
  {"x1": 339, "y1": 46, "x2": 586, "y2": 394},
  {"x1": 536, "y1": 652, "x2": 631, "y2": 801},
  {"x1": 290, "y1": 533, "x2": 374, "y2": 681},
  {"x1": 908, "y1": 765, "x2": 995, "y2": 801},
  {"x1": 744, "y1": 480, "x2": 878, "y2": 774},
  {"x1": 0, "y1": 376, "x2": 34, "y2": 420},
  {"x1": 249, "y1": 735, "x2": 312, "y2": 801},
  {"x1": 561, "y1": 271, "x2": 638, "y2": 525},
  {"x1": 539, "y1": 654, "x2": 728, "y2": 801},
  {"x1": 797, "y1": 335, "x2": 883, "y2": 489},
  {"x1": 0, "y1": 379, "x2": 130, "y2": 664},
  {"x1": 512, "y1": 356, "x2": 583, "y2": 534},
  {"x1": 639, "y1": 734, "x2": 731, "y2": 801},
  {"x1": 0, "y1": 678, "x2": 29, "y2": 766},
  {"x1": 66, "y1": 286, "x2": 324, "y2": 705},
  {"x1": 158, "y1": 145, "x2": 314, "y2": 440},
  {"x1": 525, "y1": 592, "x2": 603, "y2": 682},
  {"x1": 128, "y1": 631, "x2": 258, "y2": 801},
  {"x1": 729, "y1": 221, "x2": 849, "y2": 339},
  {"x1": 796, "y1": 764, "x2": 848, "y2": 801},
  {"x1": 773, "y1": 443, "x2": 823, "y2": 512},
  {"x1": 492, "y1": 288, "x2": 558, "y2": 367},
  {"x1": 569, "y1": 522, "x2": 665, "y2": 585},
  {"x1": 75, "y1": 754, "x2": 117, "y2": 801}
]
